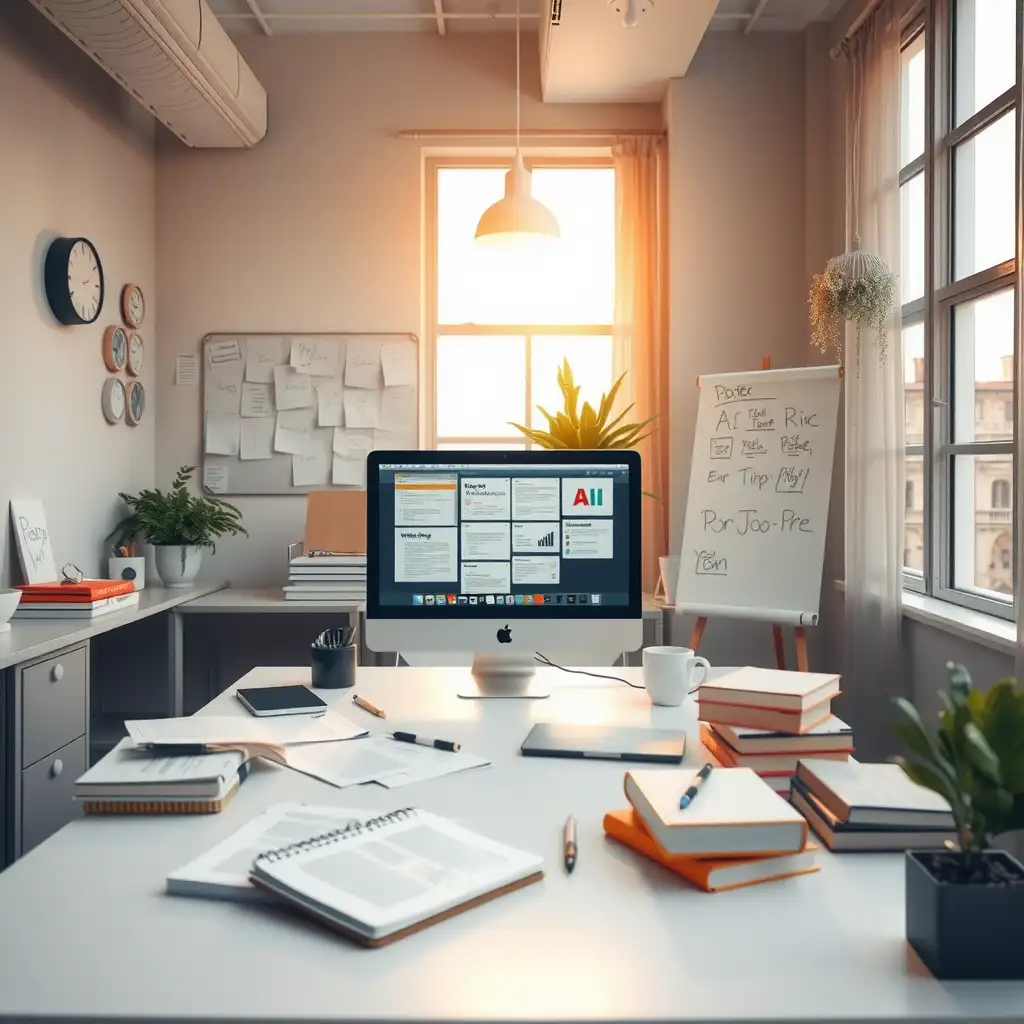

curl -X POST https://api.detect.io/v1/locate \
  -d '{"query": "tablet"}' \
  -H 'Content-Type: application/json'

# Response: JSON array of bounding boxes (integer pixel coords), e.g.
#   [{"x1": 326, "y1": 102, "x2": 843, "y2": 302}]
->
[
  {"x1": 236, "y1": 685, "x2": 328, "y2": 717},
  {"x1": 520, "y1": 723, "x2": 686, "y2": 763}
]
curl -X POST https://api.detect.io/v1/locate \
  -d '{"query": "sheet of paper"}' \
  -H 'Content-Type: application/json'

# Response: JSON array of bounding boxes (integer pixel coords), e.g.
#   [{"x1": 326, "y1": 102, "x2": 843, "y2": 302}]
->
[
  {"x1": 332, "y1": 456, "x2": 365, "y2": 487},
  {"x1": 205, "y1": 414, "x2": 241, "y2": 456},
  {"x1": 240, "y1": 417, "x2": 275, "y2": 461},
  {"x1": 374, "y1": 428, "x2": 417, "y2": 451},
  {"x1": 343, "y1": 388, "x2": 380, "y2": 429},
  {"x1": 333, "y1": 427, "x2": 374, "y2": 458},
  {"x1": 379, "y1": 385, "x2": 417, "y2": 432},
  {"x1": 292, "y1": 429, "x2": 333, "y2": 487},
  {"x1": 282, "y1": 739, "x2": 411, "y2": 789},
  {"x1": 316, "y1": 380, "x2": 344, "y2": 427},
  {"x1": 291, "y1": 337, "x2": 340, "y2": 378},
  {"x1": 275, "y1": 409, "x2": 315, "y2": 456},
  {"x1": 240, "y1": 382, "x2": 274, "y2": 418},
  {"x1": 207, "y1": 338, "x2": 242, "y2": 365},
  {"x1": 9, "y1": 499, "x2": 57, "y2": 584},
  {"x1": 203, "y1": 465, "x2": 229, "y2": 494},
  {"x1": 245, "y1": 336, "x2": 287, "y2": 384},
  {"x1": 175, "y1": 354, "x2": 199, "y2": 386},
  {"x1": 124, "y1": 711, "x2": 367, "y2": 748},
  {"x1": 375, "y1": 743, "x2": 491, "y2": 788},
  {"x1": 344, "y1": 338, "x2": 382, "y2": 390},
  {"x1": 207, "y1": 360, "x2": 244, "y2": 415},
  {"x1": 274, "y1": 365, "x2": 313, "y2": 411},
  {"x1": 381, "y1": 338, "x2": 417, "y2": 387}
]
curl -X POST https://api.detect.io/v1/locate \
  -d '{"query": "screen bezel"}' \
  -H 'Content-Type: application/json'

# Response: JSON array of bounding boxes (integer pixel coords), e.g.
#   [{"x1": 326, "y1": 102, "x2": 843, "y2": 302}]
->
[{"x1": 366, "y1": 449, "x2": 642, "y2": 620}]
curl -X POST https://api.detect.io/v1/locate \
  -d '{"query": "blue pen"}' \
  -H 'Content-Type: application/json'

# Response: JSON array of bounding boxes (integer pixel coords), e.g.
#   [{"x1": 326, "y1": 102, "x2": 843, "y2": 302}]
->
[{"x1": 679, "y1": 762, "x2": 714, "y2": 809}]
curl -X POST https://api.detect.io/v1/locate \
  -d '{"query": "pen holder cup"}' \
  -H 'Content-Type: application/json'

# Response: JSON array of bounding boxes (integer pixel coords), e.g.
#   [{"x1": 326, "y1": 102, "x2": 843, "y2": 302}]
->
[
  {"x1": 108, "y1": 556, "x2": 146, "y2": 591},
  {"x1": 311, "y1": 642, "x2": 357, "y2": 690}
]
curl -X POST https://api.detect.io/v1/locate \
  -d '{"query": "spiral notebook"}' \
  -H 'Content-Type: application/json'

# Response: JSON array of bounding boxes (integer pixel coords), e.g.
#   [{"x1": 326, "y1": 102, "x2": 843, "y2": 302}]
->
[{"x1": 249, "y1": 808, "x2": 544, "y2": 947}]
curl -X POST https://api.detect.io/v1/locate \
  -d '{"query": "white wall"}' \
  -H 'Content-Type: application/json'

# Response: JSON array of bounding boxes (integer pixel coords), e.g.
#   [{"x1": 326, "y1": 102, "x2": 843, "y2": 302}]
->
[{"x1": 0, "y1": 4, "x2": 156, "y2": 588}]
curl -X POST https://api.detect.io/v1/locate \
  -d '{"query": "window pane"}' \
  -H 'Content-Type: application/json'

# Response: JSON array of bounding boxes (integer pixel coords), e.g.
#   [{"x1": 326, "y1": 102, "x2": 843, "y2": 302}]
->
[
  {"x1": 900, "y1": 31, "x2": 925, "y2": 165},
  {"x1": 436, "y1": 336, "x2": 525, "y2": 438},
  {"x1": 531, "y1": 336, "x2": 614, "y2": 432},
  {"x1": 436, "y1": 166, "x2": 615, "y2": 325},
  {"x1": 904, "y1": 454, "x2": 924, "y2": 573},
  {"x1": 900, "y1": 172, "x2": 925, "y2": 303},
  {"x1": 903, "y1": 321, "x2": 925, "y2": 442},
  {"x1": 952, "y1": 453, "x2": 1014, "y2": 599},
  {"x1": 952, "y1": 288, "x2": 1014, "y2": 443},
  {"x1": 953, "y1": 111, "x2": 1016, "y2": 279},
  {"x1": 955, "y1": 0, "x2": 1017, "y2": 125}
]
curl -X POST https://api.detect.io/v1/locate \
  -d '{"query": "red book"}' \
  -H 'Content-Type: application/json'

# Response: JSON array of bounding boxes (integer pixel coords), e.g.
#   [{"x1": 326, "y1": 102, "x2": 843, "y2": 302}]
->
[{"x1": 16, "y1": 579, "x2": 135, "y2": 602}]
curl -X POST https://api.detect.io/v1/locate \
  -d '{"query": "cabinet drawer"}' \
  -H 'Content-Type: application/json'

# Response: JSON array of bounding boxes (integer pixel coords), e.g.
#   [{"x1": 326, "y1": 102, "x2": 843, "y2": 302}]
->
[
  {"x1": 21, "y1": 735, "x2": 85, "y2": 855},
  {"x1": 21, "y1": 646, "x2": 87, "y2": 768}
]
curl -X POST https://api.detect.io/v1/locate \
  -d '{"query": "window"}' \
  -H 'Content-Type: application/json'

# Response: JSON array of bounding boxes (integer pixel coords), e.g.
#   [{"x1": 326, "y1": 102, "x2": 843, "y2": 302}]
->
[
  {"x1": 901, "y1": 0, "x2": 1019, "y2": 617},
  {"x1": 429, "y1": 160, "x2": 616, "y2": 450}
]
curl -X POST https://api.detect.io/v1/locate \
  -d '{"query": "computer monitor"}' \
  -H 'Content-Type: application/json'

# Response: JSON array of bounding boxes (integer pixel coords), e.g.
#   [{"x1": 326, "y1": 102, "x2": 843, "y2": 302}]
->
[{"x1": 366, "y1": 449, "x2": 643, "y2": 698}]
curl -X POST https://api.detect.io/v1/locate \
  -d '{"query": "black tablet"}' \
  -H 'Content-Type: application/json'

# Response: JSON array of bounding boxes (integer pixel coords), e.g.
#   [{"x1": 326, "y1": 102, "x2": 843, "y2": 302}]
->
[
  {"x1": 520, "y1": 723, "x2": 686, "y2": 763},
  {"x1": 236, "y1": 685, "x2": 328, "y2": 717}
]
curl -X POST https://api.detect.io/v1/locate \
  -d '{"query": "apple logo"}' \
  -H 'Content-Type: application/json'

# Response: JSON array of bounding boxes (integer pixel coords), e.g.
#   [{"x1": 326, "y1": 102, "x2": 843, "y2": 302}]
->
[{"x1": 496, "y1": 625, "x2": 512, "y2": 644}]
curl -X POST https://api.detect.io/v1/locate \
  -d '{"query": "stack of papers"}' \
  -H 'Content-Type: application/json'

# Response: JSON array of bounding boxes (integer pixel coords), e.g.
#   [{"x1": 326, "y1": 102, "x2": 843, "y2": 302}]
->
[{"x1": 124, "y1": 710, "x2": 367, "y2": 748}]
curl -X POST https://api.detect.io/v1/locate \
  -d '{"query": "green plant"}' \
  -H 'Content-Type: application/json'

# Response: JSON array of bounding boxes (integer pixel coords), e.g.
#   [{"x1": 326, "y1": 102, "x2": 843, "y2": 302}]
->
[
  {"x1": 892, "y1": 663, "x2": 1024, "y2": 876},
  {"x1": 113, "y1": 465, "x2": 248, "y2": 571}
]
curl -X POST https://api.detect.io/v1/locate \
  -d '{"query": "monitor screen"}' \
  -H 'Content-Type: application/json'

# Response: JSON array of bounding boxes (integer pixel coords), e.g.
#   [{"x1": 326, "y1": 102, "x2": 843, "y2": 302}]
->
[{"x1": 366, "y1": 450, "x2": 641, "y2": 619}]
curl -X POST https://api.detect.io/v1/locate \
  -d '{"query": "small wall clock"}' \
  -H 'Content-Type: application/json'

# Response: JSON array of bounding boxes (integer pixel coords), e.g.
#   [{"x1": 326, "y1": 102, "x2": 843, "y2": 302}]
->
[
  {"x1": 127, "y1": 333, "x2": 144, "y2": 376},
  {"x1": 121, "y1": 283, "x2": 145, "y2": 328},
  {"x1": 102, "y1": 326, "x2": 128, "y2": 372},
  {"x1": 126, "y1": 380, "x2": 146, "y2": 426},
  {"x1": 45, "y1": 236, "x2": 104, "y2": 325},
  {"x1": 102, "y1": 378, "x2": 126, "y2": 424}
]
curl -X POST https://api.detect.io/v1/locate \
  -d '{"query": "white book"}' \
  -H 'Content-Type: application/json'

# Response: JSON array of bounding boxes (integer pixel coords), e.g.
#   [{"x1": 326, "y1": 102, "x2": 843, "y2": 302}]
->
[
  {"x1": 712, "y1": 715, "x2": 853, "y2": 755},
  {"x1": 124, "y1": 711, "x2": 366, "y2": 748},
  {"x1": 14, "y1": 592, "x2": 141, "y2": 618},
  {"x1": 284, "y1": 581, "x2": 368, "y2": 590},
  {"x1": 699, "y1": 666, "x2": 840, "y2": 712},
  {"x1": 284, "y1": 591, "x2": 366, "y2": 602},
  {"x1": 290, "y1": 555, "x2": 367, "y2": 567}
]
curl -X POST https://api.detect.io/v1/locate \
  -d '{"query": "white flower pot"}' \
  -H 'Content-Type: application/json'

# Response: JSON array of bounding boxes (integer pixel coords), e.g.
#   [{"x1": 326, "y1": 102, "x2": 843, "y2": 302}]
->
[
  {"x1": 656, "y1": 555, "x2": 681, "y2": 606},
  {"x1": 154, "y1": 545, "x2": 202, "y2": 589},
  {"x1": 108, "y1": 556, "x2": 146, "y2": 591}
]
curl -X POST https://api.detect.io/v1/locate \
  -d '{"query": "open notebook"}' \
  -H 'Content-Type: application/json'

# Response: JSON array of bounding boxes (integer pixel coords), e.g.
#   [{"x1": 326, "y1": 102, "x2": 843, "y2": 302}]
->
[{"x1": 250, "y1": 808, "x2": 544, "y2": 946}]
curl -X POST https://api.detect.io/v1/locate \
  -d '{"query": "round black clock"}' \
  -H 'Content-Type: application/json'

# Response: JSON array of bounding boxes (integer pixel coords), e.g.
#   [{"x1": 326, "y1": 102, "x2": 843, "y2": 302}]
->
[{"x1": 44, "y1": 236, "x2": 104, "y2": 325}]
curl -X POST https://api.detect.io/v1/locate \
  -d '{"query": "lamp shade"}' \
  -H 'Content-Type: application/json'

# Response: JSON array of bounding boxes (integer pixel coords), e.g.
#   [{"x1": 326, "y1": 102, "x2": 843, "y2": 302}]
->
[{"x1": 475, "y1": 155, "x2": 560, "y2": 246}]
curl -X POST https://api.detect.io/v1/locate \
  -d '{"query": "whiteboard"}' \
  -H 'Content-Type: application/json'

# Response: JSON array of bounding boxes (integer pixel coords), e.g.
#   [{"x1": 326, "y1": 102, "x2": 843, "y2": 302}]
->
[
  {"x1": 201, "y1": 333, "x2": 419, "y2": 495},
  {"x1": 676, "y1": 365, "x2": 841, "y2": 625}
]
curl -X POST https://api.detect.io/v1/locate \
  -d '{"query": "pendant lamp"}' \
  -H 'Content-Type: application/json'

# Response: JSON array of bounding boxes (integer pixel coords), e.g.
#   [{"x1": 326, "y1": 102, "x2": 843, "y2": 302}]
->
[{"x1": 474, "y1": 0, "x2": 560, "y2": 246}]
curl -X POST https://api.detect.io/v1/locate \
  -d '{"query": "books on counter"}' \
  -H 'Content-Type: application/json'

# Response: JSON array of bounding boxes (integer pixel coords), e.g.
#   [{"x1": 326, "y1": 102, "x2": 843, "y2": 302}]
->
[
  {"x1": 14, "y1": 579, "x2": 134, "y2": 601},
  {"x1": 290, "y1": 554, "x2": 367, "y2": 567},
  {"x1": 13, "y1": 591, "x2": 140, "y2": 618},
  {"x1": 283, "y1": 588, "x2": 366, "y2": 602},
  {"x1": 286, "y1": 551, "x2": 366, "y2": 601},
  {"x1": 711, "y1": 715, "x2": 854, "y2": 755},
  {"x1": 698, "y1": 700, "x2": 834, "y2": 735},
  {"x1": 699, "y1": 666, "x2": 841, "y2": 711}
]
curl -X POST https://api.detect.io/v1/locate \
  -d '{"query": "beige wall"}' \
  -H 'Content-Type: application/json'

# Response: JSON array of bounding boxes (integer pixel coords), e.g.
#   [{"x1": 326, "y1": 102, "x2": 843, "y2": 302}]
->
[
  {"x1": 0, "y1": 4, "x2": 155, "y2": 588},
  {"x1": 155, "y1": 31, "x2": 662, "y2": 586}
]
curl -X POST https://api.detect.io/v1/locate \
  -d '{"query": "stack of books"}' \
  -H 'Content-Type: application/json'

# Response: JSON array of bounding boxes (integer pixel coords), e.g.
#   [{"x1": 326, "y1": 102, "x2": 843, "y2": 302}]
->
[
  {"x1": 12, "y1": 579, "x2": 139, "y2": 619},
  {"x1": 283, "y1": 551, "x2": 367, "y2": 602},
  {"x1": 790, "y1": 759, "x2": 956, "y2": 851},
  {"x1": 697, "y1": 667, "x2": 848, "y2": 795},
  {"x1": 603, "y1": 767, "x2": 818, "y2": 893}
]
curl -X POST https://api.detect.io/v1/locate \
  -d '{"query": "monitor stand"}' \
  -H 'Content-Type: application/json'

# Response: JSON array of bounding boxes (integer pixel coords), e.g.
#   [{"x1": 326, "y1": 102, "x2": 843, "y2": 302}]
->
[{"x1": 457, "y1": 654, "x2": 552, "y2": 699}]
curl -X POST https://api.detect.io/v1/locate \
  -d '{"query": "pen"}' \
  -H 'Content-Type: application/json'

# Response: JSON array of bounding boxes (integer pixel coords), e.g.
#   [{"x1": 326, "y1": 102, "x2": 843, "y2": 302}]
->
[
  {"x1": 680, "y1": 762, "x2": 714, "y2": 810},
  {"x1": 563, "y1": 815, "x2": 577, "y2": 874},
  {"x1": 390, "y1": 731, "x2": 460, "y2": 753},
  {"x1": 353, "y1": 694, "x2": 386, "y2": 719}
]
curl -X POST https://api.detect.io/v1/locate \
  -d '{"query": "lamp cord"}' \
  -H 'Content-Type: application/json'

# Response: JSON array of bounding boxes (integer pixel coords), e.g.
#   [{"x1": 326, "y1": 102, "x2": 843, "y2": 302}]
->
[{"x1": 534, "y1": 652, "x2": 707, "y2": 695}]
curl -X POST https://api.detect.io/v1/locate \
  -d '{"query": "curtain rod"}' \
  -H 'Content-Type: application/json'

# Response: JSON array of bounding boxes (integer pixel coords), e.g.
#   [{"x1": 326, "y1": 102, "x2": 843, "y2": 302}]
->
[
  {"x1": 829, "y1": 0, "x2": 887, "y2": 59},
  {"x1": 398, "y1": 127, "x2": 665, "y2": 139}
]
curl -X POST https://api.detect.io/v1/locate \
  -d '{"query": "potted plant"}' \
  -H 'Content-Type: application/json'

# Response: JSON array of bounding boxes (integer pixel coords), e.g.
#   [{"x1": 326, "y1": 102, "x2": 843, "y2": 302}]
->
[
  {"x1": 892, "y1": 663, "x2": 1024, "y2": 979},
  {"x1": 113, "y1": 465, "x2": 247, "y2": 588}
]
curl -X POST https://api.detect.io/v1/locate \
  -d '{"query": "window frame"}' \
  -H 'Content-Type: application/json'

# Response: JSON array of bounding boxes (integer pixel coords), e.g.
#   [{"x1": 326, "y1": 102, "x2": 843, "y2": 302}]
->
[{"x1": 425, "y1": 155, "x2": 616, "y2": 450}]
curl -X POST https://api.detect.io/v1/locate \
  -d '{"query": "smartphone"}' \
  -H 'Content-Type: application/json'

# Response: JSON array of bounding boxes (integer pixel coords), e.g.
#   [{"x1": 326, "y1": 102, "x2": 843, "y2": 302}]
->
[{"x1": 236, "y1": 685, "x2": 329, "y2": 717}]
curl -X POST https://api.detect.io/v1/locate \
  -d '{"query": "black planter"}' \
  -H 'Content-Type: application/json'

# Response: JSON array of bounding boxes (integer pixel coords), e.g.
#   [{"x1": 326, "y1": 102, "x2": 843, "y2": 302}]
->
[{"x1": 905, "y1": 849, "x2": 1024, "y2": 979}]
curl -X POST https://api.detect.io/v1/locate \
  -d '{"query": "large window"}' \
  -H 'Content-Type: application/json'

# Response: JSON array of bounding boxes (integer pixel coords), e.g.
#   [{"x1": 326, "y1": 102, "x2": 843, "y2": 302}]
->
[
  {"x1": 902, "y1": 0, "x2": 1020, "y2": 616},
  {"x1": 428, "y1": 160, "x2": 616, "y2": 450}
]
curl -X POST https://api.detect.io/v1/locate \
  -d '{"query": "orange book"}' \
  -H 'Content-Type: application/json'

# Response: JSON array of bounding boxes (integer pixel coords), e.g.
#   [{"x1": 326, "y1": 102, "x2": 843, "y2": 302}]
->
[
  {"x1": 603, "y1": 808, "x2": 818, "y2": 893},
  {"x1": 16, "y1": 579, "x2": 135, "y2": 602}
]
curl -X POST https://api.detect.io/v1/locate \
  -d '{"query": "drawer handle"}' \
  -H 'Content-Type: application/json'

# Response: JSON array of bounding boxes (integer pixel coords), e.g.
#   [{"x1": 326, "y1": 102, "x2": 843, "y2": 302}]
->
[
  {"x1": 51, "y1": 758, "x2": 64, "y2": 778},
  {"x1": 51, "y1": 663, "x2": 64, "y2": 682}
]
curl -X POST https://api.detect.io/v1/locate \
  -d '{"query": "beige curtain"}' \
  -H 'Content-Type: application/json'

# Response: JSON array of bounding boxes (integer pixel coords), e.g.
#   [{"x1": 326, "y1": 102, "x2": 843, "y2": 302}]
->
[{"x1": 613, "y1": 135, "x2": 670, "y2": 594}]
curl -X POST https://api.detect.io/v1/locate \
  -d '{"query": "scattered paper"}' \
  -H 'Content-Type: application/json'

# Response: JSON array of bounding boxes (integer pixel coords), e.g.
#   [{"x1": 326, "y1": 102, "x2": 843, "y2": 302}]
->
[
  {"x1": 374, "y1": 428, "x2": 417, "y2": 451},
  {"x1": 240, "y1": 417, "x2": 275, "y2": 461},
  {"x1": 275, "y1": 409, "x2": 315, "y2": 455},
  {"x1": 282, "y1": 739, "x2": 410, "y2": 789},
  {"x1": 344, "y1": 337, "x2": 382, "y2": 389},
  {"x1": 203, "y1": 464, "x2": 229, "y2": 494},
  {"x1": 245, "y1": 336, "x2": 287, "y2": 384},
  {"x1": 332, "y1": 455, "x2": 365, "y2": 487},
  {"x1": 333, "y1": 427, "x2": 374, "y2": 459},
  {"x1": 175, "y1": 354, "x2": 199, "y2": 386},
  {"x1": 274, "y1": 365, "x2": 313, "y2": 411},
  {"x1": 206, "y1": 360, "x2": 244, "y2": 415},
  {"x1": 381, "y1": 338, "x2": 417, "y2": 387},
  {"x1": 124, "y1": 711, "x2": 367, "y2": 748},
  {"x1": 316, "y1": 380, "x2": 344, "y2": 427},
  {"x1": 344, "y1": 388, "x2": 380, "y2": 429},
  {"x1": 291, "y1": 337, "x2": 340, "y2": 378},
  {"x1": 375, "y1": 742, "x2": 491, "y2": 789},
  {"x1": 205, "y1": 414, "x2": 241, "y2": 456},
  {"x1": 292, "y1": 430, "x2": 333, "y2": 487},
  {"x1": 240, "y1": 382, "x2": 274, "y2": 418},
  {"x1": 207, "y1": 339, "x2": 242, "y2": 365},
  {"x1": 380, "y1": 385, "x2": 417, "y2": 432}
]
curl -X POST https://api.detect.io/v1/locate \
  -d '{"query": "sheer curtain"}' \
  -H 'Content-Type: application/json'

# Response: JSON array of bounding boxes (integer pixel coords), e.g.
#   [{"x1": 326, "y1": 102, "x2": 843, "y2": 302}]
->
[
  {"x1": 842, "y1": 5, "x2": 908, "y2": 759},
  {"x1": 613, "y1": 135, "x2": 669, "y2": 594}
]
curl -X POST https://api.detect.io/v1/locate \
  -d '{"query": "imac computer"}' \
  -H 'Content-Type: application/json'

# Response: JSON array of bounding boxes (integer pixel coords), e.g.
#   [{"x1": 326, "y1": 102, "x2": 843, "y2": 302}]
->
[{"x1": 366, "y1": 449, "x2": 643, "y2": 698}]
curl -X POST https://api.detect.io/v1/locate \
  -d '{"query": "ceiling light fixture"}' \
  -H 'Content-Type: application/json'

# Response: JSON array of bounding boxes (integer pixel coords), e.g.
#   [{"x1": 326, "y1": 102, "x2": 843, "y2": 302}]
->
[
  {"x1": 474, "y1": 0, "x2": 560, "y2": 247},
  {"x1": 608, "y1": 0, "x2": 653, "y2": 29}
]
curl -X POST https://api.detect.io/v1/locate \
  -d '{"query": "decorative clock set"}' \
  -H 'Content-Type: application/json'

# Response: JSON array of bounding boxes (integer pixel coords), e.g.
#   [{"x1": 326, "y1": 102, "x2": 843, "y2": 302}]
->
[{"x1": 43, "y1": 235, "x2": 146, "y2": 427}]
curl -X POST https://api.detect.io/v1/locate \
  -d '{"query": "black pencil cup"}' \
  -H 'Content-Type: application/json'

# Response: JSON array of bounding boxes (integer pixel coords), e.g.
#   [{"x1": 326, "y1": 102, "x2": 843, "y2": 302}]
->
[{"x1": 311, "y1": 642, "x2": 357, "y2": 690}]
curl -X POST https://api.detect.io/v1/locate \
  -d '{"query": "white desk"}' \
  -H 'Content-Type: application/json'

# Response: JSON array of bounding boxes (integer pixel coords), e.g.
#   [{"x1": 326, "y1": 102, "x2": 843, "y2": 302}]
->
[{"x1": 0, "y1": 666, "x2": 1019, "y2": 1023}]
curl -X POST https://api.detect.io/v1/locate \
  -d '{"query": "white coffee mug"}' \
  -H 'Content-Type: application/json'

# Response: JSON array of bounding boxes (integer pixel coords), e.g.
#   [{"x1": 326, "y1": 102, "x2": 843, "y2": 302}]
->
[{"x1": 642, "y1": 646, "x2": 711, "y2": 707}]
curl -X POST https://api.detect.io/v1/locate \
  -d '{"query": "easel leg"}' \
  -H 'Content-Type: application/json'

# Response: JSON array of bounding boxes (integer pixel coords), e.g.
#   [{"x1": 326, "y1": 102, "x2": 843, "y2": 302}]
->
[
  {"x1": 690, "y1": 616, "x2": 707, "y2": 652},
  {"x1": 794, "y1": 626, "x2": 809, "y2": 672},
  {"x1": 772, "y1": 624, "x2": 786, "y2": 670}
]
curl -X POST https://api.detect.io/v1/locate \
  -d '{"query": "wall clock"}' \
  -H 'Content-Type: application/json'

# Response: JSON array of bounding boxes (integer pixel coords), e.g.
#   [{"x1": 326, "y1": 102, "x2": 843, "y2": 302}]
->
[
  {"x1": 102, "y1": 378, "x2": 126, "y2": 424},
  {"x1": 121, "y1": 283, "x2": 145, "y2": 328},
  {"x1": 126, "y1": 380, "x2": 146, "y2": 426},
  {"x1": 45, "y1": 236, "x2": 104, "y2": 325},
  {"x1": 102, "y1": 326, "x2": 128, "y2": 372},
  {"x1": 127, "y1": 333, "x2": 144, "y2": 376}
]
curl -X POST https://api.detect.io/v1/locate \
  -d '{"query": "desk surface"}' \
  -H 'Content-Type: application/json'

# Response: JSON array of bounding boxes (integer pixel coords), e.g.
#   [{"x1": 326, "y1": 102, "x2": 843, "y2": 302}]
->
[
  {"x1": 0, "y1": 582, "x2": 226, "y2": 671},
  {"x1": 0, "y1": 666, "x2": 1020, "y2": 1024}
]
